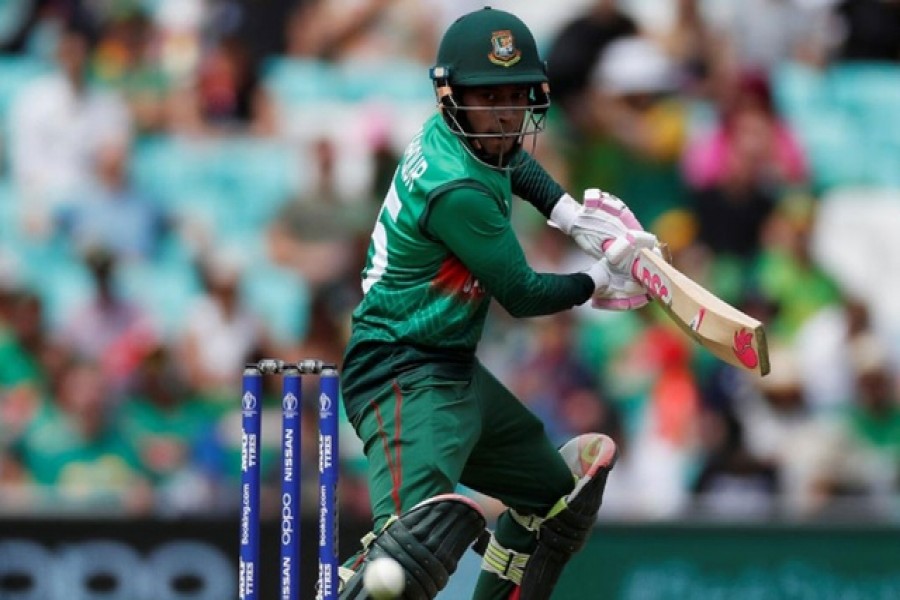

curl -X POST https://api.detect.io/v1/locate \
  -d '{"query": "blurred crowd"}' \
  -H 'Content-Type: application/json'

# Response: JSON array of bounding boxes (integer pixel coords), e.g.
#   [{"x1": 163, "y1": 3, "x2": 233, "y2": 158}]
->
[{"x1": 0, "y1": 0, "x2": 899, "y2": 525}]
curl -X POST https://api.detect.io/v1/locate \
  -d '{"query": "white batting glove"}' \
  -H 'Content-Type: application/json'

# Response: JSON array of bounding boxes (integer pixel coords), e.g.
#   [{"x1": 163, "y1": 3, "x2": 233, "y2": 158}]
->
[
  {"x1": 550, "y1": 189, "x2": 656, "y2": 261},
  {"x1": 582, "y1": 256, "x2": 650, "y2": 311}
]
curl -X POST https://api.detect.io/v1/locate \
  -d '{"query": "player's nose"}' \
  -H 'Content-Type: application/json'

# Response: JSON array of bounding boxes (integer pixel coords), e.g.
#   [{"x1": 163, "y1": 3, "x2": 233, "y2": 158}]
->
[{"x1": 493, "y1": 106, "x2": 521, "y2": 128}]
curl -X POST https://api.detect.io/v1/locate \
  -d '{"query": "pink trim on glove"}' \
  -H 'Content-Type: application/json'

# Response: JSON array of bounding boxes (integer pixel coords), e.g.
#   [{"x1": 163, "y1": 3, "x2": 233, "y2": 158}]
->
[
  {"x1": 631, "y1": 256, "x2": 641, "y2": 280},
  {"x1": 592, "y1": 294, "x2": 650, "y2": 310},
  {"x1": 584, "y1": 195, "x2": 642, "y2": 230}
]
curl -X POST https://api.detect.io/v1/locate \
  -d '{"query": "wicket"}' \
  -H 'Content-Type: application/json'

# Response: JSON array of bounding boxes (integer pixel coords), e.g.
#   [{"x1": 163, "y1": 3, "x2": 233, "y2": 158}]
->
[{"x1": 239, "y1": 359, "x2": 340, "y2": 600}]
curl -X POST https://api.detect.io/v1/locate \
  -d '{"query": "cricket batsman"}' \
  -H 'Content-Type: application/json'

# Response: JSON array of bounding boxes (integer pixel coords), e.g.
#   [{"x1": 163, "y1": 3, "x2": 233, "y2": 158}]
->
[{"x1": 337, "y1": 7, "x2": 657, "y2": 599}]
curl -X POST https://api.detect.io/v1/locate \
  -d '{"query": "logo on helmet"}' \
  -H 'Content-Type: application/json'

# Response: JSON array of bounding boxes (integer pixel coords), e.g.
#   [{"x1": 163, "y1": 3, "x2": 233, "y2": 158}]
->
[{"x1": 489, "y1": 30, "x2": 521, "y2": 66}]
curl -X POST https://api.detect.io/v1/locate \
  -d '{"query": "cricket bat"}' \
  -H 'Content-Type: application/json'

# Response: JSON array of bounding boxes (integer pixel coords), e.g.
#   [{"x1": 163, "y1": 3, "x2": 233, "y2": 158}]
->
[{"x1": 633, "y1": 247, "x2": 770, "y2": 376}]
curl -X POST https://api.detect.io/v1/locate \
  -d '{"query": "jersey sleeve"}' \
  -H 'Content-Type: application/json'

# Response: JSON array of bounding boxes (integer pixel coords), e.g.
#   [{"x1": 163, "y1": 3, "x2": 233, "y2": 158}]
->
[
  {"x1": 510, "y1": 151, "x2": 567, "y2": 217},
  {"x1": 424, "y1": 186, "x2": 593, "y2": 318}
]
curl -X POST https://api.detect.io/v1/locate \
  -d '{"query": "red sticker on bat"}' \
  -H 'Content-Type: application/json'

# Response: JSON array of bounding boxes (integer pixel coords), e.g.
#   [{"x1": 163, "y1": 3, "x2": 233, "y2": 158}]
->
[
  {"x1": 689, "y1": 308, "x2": 706, "y2": 332},
  {"x1": 732, "y1": 328, "x2": 759, "y2": 369},
  {"x1": 635, "y1": 261, "x2": 672, "y2": 305}
]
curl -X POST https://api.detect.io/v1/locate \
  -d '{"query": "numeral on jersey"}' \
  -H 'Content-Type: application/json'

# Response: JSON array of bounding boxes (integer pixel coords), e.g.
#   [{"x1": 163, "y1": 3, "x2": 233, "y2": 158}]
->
[{"x1": 362, "y1": 186, "x2": 403, "y2": 294}]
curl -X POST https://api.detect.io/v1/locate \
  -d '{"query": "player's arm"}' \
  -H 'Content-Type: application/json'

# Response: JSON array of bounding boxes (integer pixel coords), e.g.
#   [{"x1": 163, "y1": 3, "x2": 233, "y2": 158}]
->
[
  {"x1": 509, "y1": 151, "x2": 566, "y2": 217},
  {"x1": 512, "y1": 152, "x2": 655, "y2": 262},
  {"x1": 511, "y1": 152, "x2": 656, "y2": 309},
  {"x1": 424, "y1": 186, "x2": 595, "y2": 318}
]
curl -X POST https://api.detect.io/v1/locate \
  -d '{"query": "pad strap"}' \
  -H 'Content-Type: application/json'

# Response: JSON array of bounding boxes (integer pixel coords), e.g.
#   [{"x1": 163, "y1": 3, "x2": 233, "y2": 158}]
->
[
  {"x1": 509, "y1": 508, "x2": 543, "y2": 533},
  {"x1": 510, "y1": 492, "x2": 570, "y2": 532},
  {"x1": 480, "y1": 533, "x2": 529, "y2": 585}
]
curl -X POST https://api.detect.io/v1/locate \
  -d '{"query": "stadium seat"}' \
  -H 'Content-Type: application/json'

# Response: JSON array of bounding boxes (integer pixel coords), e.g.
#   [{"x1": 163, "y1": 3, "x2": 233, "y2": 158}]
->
[
  {"x1": 240, "y1": 261, "x2": 310, "y2": 345},
  {"x1": 206, "y1": 139, "x2": 302, "y2": 226},
  {"x1": 115, "y1": 256, "x2": 202, "y2": 338},
  {"x1": 29, "y1": 254, "x2": 96, "y2": 330},
  {"x1": 0, "y1": 177, "x2": 19, "y2": 240},
  {"x1": 771, "y1": 62, "x2": 830, "y2": 120},
  {"x1": 827, "y1": 62, "x2": 900, "y2": 119},
  {"x1": 262, "y1": 57, "x2": 341, "y2": 106},
  {"x1": 0, "y1": 55, "x2": 50, "y2": 122},
  {"x1": 788, "y1": 107, "x2": 869, "y2": 191},
  {"x1": 867, "y1": 141, "x2": 900, "y2": 189},
  {"x1": 836, "y1": 67, "x2": 900, "y2": 147},
  {"x1": 131, "y1": 136, "x2": 197, "y2": 208},
  {"x1": 134, "y1": 136, "x2": 304, "y2": 233},
  {"x1": 338, "y1": 58, "x2": 432, "y2": 103}
]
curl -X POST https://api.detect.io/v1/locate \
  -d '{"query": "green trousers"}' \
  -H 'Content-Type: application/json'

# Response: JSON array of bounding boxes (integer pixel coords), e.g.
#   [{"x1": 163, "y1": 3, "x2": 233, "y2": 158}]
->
[{"x1": 345, "y1": 360, "x2": 575, "y2": 599}]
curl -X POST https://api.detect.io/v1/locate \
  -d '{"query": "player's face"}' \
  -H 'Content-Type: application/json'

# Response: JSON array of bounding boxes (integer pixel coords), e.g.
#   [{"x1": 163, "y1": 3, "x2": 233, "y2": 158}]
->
[{"x1": 458, "y1": 84, "x2": 531, "y2": 156}]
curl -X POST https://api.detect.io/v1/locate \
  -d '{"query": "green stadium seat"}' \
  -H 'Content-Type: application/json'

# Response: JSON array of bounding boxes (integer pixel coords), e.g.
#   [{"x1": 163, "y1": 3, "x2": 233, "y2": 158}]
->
[
  {"x1": 134, "y1": 136, "x2": 303, "y2": 235},
  {"x1": 262, "y1": 58, "x2": 342, "y2": 106},
  {"x1": 774, "y1": 61, "x2": 900, "y2": 191},
  {"x1": 788, "y1": 107, "x2": 870, "y2": 191},
  {"x1": 115, "y1": 256, "x2": 203, "y2": 338},
  {"x1": 0, "y1": 177, "x2": 19, "y2": 240},
  {"x1": 207, "y1": 139, "x2": 302, "y2": 225},
  {"x1": 771, "y1": 62, "x2": 830, "y2": 120},
  {"x1": 827, "y1": 62, "x2": 900, "y2": 119},
  {"x1": 240, "y1": 262, "x2": 310, "y2": 345},
  {"x1": 0, "y1": 55, "x2": 51, "y2": 122},
  {"x1": 338, "y1": 58, "x2": 432, "y2": 103},
  {"x1": 29, "y1": 254, "x2": 95, "y2": 329},
  {"x1": 867, "y1": 141, "x2": 900, "y2": 189},
  {"x1": 131, "y1": 136, "x2": 197, "y2": 208}
]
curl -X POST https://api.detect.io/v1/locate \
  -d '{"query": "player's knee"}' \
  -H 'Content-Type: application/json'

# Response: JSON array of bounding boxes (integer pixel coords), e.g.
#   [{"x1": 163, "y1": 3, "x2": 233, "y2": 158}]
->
[
  {"x1": 512, "y1": 434, "x2": 604, "y2": 521},
  {"x1": 370, "y1": 464, "x2": 456, "y2": 532},
  {"x1": 546, "y1": 457, "x2": 577, "y2": 502}
]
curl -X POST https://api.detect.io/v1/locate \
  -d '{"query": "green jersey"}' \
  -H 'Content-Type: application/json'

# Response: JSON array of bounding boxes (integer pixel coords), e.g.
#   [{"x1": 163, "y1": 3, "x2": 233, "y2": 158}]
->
[{"x1": 341, "y1": 114, "x2": 593, "y2": 415}]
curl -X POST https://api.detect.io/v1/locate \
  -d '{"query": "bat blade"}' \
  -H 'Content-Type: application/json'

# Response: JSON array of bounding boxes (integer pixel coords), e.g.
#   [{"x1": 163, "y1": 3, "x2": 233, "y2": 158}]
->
[{"x1": 634, "y1": 248, "x2": 770, "y2": 376}]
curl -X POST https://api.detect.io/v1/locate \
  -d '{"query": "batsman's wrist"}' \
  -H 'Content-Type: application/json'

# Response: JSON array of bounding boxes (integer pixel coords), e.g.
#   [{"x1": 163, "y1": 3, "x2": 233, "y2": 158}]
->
[
  {"x1": 549, "y1": 193, "x2": 580, "y2": 234},
  {"x1": 584, "y1": 259, "x2": 611, "y2": 291}
]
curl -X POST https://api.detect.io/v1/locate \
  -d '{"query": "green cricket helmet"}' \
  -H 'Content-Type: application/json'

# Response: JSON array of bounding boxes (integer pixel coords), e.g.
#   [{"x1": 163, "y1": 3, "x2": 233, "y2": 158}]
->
[{"x1": 430, "y1": 7, "x2": 551, "y2": 168}]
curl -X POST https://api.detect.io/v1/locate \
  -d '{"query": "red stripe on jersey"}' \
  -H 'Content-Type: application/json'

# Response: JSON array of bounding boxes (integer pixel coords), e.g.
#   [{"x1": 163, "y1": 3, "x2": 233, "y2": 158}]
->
[{"x1": 432, "y1": 255, "x2": 485, "y2": 300}]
